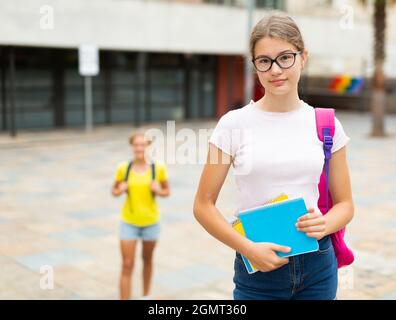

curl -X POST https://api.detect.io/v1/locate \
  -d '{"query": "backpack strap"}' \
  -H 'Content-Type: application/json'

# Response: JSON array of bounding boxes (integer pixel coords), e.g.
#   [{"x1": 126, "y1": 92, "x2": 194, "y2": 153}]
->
[
  {"x1": 125, "y1": 161, "x2": 133, "y2": 182},
  {"x1": 151, "y1": 161, "x2": 156, "y2": 198},
  {"x1": 315, "y1": 108, "x2": 335, "y2": 213},
  {"x1": 124, "y1": 161, "x2": 133, "y2": 195},
  {"x1": 151, "y1": 161, "x2": 156, "y2": 181}
]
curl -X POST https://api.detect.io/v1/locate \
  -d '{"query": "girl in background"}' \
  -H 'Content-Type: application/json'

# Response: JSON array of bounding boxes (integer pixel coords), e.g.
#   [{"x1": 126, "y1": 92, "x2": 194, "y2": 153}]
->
[{"x1": 112, "y1": 131, "x2": 170, "y2": 300}]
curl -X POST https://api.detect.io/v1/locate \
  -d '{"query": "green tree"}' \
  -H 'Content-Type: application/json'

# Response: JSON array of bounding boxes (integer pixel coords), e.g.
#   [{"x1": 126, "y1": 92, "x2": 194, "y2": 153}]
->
[{"x1": 360, "y1": 0, "x2": 396, "y2": 137}]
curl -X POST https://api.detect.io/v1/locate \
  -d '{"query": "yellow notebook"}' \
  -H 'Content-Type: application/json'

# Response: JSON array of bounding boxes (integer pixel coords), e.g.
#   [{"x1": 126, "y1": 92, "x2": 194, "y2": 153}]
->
[{"x1": 232, "y1": 193, "x2": 289, "y2": 274}]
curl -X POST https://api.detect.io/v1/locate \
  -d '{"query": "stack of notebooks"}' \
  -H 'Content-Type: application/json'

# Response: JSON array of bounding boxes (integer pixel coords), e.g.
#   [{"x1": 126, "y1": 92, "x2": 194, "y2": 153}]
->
[{"x1": 231, "y1": 193, "x2": 319, "y2": 274}]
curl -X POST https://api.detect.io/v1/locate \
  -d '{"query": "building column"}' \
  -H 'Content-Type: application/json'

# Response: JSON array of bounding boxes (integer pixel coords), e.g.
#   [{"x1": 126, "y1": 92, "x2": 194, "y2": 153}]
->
[
  {"x1": 103, "y1": 51, "x2": 112, "y2": 124},
  {"x1": 183, "y1": 54, "x2": 192, "y2": 120},
  {"x1": 137, "y1": 52, "x2": 148, "y2": 125},
  {"x1": 9, "y1": 46, "x2": 16, "y2": 137},
  {"x1": 52, "y1": 49, "x2": 65, "y2": 128},
  {"x1": 1, "y1": 47, "x2": 7, "y2": 131},
  {"x1": 216, "y1": 55, "x2": 245, "y2": 118}
]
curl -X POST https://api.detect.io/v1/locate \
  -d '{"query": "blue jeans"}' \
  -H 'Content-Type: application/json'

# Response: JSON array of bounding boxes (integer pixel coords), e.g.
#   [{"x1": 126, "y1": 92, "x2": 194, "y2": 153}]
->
[{"x1": 233, "y1": 235, "x2": 338, "y2": 300}]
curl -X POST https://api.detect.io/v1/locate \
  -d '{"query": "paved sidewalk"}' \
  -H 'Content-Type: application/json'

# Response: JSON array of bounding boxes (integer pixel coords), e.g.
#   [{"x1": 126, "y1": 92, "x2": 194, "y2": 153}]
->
[{"x1": 0, "y1": 111, "x2": 395, "y2": 300}]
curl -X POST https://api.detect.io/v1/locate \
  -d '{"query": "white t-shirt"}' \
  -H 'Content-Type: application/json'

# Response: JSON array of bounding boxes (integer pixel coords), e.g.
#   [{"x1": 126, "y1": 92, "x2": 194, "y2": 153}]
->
[{"x1": 208, "y1": 99, "x2": 351, "y2": 217}]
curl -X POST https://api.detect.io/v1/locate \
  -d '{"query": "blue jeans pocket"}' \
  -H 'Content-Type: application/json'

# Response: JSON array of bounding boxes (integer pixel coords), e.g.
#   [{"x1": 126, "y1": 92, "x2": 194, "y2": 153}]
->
[{"x1": 316, "y1": 236, "x2": 333, "y2": 254}]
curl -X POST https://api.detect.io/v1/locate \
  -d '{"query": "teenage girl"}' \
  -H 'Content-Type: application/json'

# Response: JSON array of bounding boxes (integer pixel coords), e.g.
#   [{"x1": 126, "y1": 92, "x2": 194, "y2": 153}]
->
[
  {"x1": 193, "y1": 12, "x2": 354, "y2": 300},
  {"x1": 112, "y1": 131, "x2": 170, "y2": 300}
]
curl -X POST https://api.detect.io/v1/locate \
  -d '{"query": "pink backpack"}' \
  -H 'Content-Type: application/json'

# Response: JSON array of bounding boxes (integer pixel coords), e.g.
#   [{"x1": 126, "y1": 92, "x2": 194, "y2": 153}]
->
[{"x1": 315, "y1": 108, "x2": 354, "y2": 268}]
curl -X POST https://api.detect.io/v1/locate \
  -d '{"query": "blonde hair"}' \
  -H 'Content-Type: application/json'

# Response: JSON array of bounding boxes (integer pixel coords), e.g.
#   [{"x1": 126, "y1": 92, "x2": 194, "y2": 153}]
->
[
  {"x1": 128, "y1": 130, "x2": 153, "y2": 145},
  {"x1": 250, "y1": 11, "x2": 305, "y2": 60}
]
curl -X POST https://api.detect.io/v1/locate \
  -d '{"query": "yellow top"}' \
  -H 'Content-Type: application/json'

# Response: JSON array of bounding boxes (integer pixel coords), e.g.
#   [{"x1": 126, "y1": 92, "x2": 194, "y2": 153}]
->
[{"x1": 114, "y1": 160, "x2": 168, "y2": 227}]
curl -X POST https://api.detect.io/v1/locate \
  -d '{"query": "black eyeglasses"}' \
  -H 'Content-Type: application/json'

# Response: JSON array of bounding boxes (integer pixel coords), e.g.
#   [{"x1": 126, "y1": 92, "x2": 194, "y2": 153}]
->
[{"x1": 252, "y1": 51, "x2": 301, "y2": 72}]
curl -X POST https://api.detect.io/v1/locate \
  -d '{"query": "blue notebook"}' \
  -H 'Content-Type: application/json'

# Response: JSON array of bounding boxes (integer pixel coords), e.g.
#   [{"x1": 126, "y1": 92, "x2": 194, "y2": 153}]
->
[{"x1": 239, "y1": 198, "x2": 319, "y2": 258}]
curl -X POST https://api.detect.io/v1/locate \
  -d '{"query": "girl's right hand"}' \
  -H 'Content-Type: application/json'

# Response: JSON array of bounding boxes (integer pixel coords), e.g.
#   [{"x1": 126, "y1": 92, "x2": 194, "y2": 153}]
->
[
  {"x1": 118, "y1": 182, "x2": 129, "y2": 193},
  {"x1": 246, "y1": 242, "x2": 291, "y2": 272}
]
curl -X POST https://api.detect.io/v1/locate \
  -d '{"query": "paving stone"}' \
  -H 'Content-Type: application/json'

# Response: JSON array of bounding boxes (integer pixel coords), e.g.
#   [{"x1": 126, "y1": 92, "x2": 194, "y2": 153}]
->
[{"x1": 0, "y1": 112, "x2": 395, "y2": 299}]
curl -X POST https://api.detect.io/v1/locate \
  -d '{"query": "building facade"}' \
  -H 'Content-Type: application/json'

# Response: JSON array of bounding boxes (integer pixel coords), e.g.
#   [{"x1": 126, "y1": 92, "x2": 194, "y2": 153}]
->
[{"x1": 1, "y1": 0, "x2": 395, "y2": 132}]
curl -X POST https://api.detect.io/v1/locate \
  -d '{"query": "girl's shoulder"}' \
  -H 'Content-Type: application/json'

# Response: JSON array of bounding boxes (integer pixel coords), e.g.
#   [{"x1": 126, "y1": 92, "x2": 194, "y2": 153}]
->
[
  {"x1": 216, "y1": 102, "x2": 255, "y2": 127},
  {"x1": 152, "y1": 160, "x2": 166, "y2": 170},
  {"x1": 118, "y1": 160, "x2": 130, "y2": 167},
  {"x1": 148, "y1": 159, "x2": 166, "y2": 170},
  {"x1": 151, "y1": 160, "x2": 167, "y2": 181},
  {"x1": 116, "y1": 160, "x2": 130, "y2": 173}
]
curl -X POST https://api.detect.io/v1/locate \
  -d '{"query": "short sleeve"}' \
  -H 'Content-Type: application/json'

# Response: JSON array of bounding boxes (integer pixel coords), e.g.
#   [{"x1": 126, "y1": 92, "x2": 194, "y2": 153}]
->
[
  {"x1": 208, "y1": 111, "x2": 238, "y2": 158},
  {"x1": 156, "y1": 162, "x2": 168, "y2": 183},
  {"x1": 114, "y1": 161, "x2": 128, "y2": 182},
  {"x1": 332, "y1": 117, "x2": 351, "y2": 153}
]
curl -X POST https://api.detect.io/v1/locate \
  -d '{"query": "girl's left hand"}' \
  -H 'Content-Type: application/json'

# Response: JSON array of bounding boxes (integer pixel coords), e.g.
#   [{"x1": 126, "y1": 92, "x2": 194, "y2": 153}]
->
[
  {"x1": 296, "y1": 208, "x2": 327, "y2": 240},
  {"x1": 150, "y1": 181, "x2": 161, "y2": 195}
]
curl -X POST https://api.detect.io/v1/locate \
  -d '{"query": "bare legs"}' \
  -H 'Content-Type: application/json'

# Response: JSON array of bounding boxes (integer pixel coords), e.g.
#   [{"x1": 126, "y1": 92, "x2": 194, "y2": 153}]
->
[
  {"x1": 120, "y1": 240, "x2": 137, "y2": 300},
  {"x1": 142, "y1": 240, "x2": 157, "y2": 296},
  {"x1": 120, "y1": 239, "x2": 157, "y2": 300}
]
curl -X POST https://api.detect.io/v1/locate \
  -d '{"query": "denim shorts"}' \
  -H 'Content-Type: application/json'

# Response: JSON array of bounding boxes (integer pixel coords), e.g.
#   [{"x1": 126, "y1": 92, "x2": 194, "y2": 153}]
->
[
  {"x1": 233, "y1": 235, "x2": 338, "y2": 300},
  {"x1": 119, "y1": 221, "x2": 161, "y2": 241}
]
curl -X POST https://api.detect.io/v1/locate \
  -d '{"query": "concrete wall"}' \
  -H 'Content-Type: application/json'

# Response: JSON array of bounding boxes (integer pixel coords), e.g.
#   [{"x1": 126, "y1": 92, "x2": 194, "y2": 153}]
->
[{"x1": 0, "y1": 0, "x2": 247, "y2": 54}]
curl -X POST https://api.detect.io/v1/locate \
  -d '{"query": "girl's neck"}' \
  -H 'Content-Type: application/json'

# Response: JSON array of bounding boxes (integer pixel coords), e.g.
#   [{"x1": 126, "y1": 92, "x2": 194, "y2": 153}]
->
[
  {"x1": 258, "y1": 91, "x2": 301, "y2": 113},
  {"x1": 133, "y1": 158, "x2": 147, "y2": 166}
]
